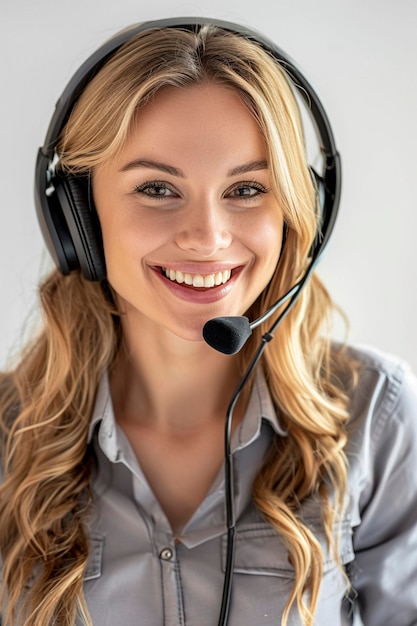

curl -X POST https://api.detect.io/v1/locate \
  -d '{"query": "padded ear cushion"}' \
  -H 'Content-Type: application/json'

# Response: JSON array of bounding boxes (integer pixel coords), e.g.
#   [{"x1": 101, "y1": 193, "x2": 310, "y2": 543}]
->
[
  {"x1": 309, "y1": 167, "x2": 326, "y2": 259},
  {"x1": 54, "y1": 175, "x2": 106, "y2": 281}
]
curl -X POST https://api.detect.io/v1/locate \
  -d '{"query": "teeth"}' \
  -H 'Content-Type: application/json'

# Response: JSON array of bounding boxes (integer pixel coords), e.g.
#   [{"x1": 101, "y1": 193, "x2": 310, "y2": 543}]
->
[{"x1": 163, "y1": 268, "x2": 232, "y2": 288}]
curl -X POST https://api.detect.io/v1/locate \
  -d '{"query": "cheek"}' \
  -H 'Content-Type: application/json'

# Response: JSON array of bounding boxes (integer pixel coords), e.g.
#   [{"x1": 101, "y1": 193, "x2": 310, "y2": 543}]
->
[
  {"x1": 251, "y1": 216, "x2": 284, "y2": 271},
  {"x1": 98, "y1": 208, "x2": 166, "y2": 270}
]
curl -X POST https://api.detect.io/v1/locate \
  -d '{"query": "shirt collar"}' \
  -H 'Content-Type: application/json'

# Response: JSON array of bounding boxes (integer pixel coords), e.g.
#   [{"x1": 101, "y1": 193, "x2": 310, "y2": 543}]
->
[
  {"x1": 232, "y1": 367, "x2": 287, "y2": 452},
  {"x1": 88, "y1": 366, "x2": 287, "y2": 451},
  {"x1": 88, "y1": 373, "x2": 112, "y2": 444}
]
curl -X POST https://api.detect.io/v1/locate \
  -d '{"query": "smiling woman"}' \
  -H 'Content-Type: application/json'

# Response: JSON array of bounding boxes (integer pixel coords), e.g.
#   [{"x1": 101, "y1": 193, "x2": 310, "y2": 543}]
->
[
  {"x1": 92, "y1": 82, "x2": 283, "y2": 340},
  {"x1": 1, "y1": 17, "x2": 417, "y2": 626}
]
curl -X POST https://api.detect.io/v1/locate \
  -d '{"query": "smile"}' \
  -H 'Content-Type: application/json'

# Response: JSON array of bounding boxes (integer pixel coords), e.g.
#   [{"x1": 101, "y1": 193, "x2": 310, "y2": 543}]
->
[{"x1": 162, "y1": 267, "x2": 232, "y2": 288}]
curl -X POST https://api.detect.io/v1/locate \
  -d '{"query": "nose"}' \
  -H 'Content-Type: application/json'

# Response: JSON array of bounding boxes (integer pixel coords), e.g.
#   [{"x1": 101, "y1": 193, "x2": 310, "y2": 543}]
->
[{"x1": 175, "y1": 199, "x2": 232, "y2": 257}]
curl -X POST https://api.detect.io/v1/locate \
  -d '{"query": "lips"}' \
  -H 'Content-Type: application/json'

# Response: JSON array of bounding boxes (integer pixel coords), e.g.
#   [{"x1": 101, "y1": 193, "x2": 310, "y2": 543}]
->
[{"x1": 162, "y1": 267, "x2": 232, "y2": 289}]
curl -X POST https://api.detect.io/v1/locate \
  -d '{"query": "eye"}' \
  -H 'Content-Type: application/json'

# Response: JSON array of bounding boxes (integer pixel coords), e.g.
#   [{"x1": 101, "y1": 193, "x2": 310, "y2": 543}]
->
[
  {"x1": 134, "y1": 181, "x2": 179, "y2": 199},
  {"x1": 225, "y1": 181, "x2": 269, "y2": 200}
]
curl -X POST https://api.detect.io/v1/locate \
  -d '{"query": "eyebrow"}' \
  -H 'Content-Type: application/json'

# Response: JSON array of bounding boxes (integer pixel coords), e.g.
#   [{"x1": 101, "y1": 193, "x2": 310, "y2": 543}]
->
[
  {"x1": 119, "y1": 158, "x2": 268, "y2": 177},
  {"x1": 119, "y1": 159, "x2": 185, "y2": 177},
  {"x1": 227, "y1": 160, "x2": 268, "y2": 176}
]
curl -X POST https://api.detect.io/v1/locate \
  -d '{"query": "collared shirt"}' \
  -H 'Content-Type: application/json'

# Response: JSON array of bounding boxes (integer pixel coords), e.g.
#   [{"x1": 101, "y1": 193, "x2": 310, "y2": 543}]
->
[{"x1": 80, "y1": 344, "x2": 417, "y2": 625}]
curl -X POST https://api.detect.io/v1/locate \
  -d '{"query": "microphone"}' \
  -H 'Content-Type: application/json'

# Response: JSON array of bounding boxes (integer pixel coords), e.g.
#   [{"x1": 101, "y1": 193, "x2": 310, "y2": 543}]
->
[
  {"x1": 203, "y1": 316, "x2": 252, "y2": 355},
  {"x1": 202, "y1": 282, "x2": 300, "y2": 355}
]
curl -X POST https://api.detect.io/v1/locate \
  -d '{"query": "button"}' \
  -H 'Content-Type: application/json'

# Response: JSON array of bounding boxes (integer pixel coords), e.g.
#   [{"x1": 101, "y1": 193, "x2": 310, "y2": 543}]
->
[{"x1": 159, "y1": 547, "x2": 173, "y2": 561}]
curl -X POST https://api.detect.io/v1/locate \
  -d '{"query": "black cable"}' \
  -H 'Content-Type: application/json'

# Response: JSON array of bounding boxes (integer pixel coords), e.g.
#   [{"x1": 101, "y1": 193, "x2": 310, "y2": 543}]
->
[
  {"x1": 217, "y1": 243, "x2": 322, "y2": 625},
  {"x1": 217, "y1": 333, "x2": 273, "y2": 625}
]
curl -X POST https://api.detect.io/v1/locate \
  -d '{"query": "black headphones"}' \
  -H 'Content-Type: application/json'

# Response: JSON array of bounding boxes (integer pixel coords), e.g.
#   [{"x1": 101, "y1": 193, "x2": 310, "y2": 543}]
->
[{"x1": 34, "y1": 17, "x2": 341, "y2": 282}]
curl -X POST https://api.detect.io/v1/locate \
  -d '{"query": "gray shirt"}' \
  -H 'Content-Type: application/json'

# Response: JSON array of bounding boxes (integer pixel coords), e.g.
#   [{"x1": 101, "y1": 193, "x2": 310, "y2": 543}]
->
[{"x1": 80, "y1": 344, "x2": 417, "y2": 625}]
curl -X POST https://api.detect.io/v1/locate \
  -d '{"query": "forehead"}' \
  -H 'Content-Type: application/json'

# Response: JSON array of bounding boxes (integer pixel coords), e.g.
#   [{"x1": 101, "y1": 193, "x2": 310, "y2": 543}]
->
[{"x1": 117, "y1": 82, "x2": 267, "y2": 171}]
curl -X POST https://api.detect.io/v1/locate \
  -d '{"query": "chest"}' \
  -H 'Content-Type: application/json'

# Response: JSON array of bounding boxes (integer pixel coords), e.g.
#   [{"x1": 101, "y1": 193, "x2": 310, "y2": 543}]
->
[
  {"x1": 116, "y1": 419, "x2": 227, "y2": 532},
  {"x1": 85, "y1": 468, "x2": 354, "y2": 626}
]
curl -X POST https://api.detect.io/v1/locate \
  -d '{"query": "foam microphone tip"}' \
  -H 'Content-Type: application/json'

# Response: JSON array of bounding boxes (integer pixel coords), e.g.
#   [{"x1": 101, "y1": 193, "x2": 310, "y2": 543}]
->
[{"x1": 202, "y1": 316, "x2": 252, "y2": 355}]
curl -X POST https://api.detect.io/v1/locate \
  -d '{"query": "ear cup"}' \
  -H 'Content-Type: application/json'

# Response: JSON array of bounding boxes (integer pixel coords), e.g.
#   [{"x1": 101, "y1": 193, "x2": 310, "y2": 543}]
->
[
  {"x1": 309, "y1": 167, "x2": 326, "y2": 258},
  {"x1": 54, "y1": 175, "x2": 106, "y2": 281}
]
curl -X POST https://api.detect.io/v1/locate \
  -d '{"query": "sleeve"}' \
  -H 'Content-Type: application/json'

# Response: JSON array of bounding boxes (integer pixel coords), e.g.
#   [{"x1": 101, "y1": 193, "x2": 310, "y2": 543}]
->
[{"x1": 349, "y1": 360, "x2": 417, "y2": 625}]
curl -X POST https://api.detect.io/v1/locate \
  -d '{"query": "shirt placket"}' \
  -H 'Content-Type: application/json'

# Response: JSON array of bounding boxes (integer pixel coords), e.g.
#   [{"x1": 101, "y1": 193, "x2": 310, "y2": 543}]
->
[
  {"x1": 154, "y1": 528, "x2": 185, "y2": 626},
  {"x1": 131, "y1": 472, "x2": 186, "y2": 626}
]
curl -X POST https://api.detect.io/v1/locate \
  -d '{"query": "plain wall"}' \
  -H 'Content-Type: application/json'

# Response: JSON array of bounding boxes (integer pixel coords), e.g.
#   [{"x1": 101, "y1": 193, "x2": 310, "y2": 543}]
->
[{"x1": 1, "y1": 0, "x2": 416, "y2": 371}]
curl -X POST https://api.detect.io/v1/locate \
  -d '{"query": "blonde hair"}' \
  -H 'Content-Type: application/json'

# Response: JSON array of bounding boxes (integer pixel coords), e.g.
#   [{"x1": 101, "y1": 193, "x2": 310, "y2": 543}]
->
[{"x1": 0, "y1": 24, "x2": 356, "y2": 625}]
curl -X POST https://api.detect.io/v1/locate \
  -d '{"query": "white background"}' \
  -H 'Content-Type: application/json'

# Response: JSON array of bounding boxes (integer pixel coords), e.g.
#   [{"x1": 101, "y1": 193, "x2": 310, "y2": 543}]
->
[{"x1": 1, "y1": 0, "x2": 416, "y2": 371}]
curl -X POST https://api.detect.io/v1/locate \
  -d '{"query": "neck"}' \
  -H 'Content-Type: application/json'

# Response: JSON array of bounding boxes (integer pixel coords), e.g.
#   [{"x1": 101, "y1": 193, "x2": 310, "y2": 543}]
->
[{"x1": 110, "y1": 319, "x2": 243, "y2": 433}]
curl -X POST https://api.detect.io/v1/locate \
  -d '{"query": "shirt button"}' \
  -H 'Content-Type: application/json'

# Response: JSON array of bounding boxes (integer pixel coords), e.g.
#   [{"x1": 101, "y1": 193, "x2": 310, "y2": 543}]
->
[{"x1": 159, "y1": 547, "x2": 173, "y2": 561}]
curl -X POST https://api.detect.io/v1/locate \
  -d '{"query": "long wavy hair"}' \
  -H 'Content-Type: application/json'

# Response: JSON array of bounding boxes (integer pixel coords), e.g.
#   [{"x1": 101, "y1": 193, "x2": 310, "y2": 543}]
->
[{"x1": 0, "y1": 24, "x2": 356, "y2": 626}]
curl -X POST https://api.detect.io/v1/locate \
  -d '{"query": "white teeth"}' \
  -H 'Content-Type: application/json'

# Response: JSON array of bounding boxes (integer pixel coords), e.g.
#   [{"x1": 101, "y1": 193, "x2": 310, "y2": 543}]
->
[
  {"x1": 163, "y1": 268, "x2": 232, "y2": 288},
  {"x1": 204, "y1": 274, "x2": 215, "y2": 288},
  {"x1": 193, "y1": 275, "x2": 205, "y2": 287}
]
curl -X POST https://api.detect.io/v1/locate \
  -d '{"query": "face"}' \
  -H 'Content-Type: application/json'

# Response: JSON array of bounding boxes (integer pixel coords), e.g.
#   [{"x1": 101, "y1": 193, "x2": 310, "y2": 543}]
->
[{"x1": 93, "y1": 82, "x2": 284, "y2": 345}]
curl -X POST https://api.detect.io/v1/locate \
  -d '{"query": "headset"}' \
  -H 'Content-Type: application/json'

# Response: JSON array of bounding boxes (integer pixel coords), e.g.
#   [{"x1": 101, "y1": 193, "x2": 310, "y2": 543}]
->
[
  {"x1": 34, "y1": 17, "x2": 341, "y2": 625},
  {"x1": 35, "y1": 16, "x2": 340, "y2": 285}
]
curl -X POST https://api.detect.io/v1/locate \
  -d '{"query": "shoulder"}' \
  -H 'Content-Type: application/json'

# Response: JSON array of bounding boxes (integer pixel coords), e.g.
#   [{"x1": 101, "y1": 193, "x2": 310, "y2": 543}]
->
[
  {"x1": 343, "y1": 343, "x2": 417, "y2": 433},
  {"x1": 345, "y1": 342, "x2": 412, "y2": 379},
  {"x1": 340, "y1": 344, "x2": 417, "y2": 515},
  {"x1": 340, "y1": 346, "x2": 417, "y2": 621},
  {"x1": 342, "y1": 343, "x2": 417, "y2": 516}
]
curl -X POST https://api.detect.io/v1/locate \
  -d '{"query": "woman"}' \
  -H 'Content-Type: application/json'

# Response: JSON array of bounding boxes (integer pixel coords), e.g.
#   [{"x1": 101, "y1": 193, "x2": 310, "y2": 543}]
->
[{"x1": 0, "y1": 18, "x2": 416, "y2": 626}]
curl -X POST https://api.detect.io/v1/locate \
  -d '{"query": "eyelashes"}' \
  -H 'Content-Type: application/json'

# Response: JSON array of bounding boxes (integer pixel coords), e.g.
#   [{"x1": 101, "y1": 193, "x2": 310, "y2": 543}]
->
[
  {"x1": 224, "y1": 181, "x2": 269, "y2": 199},
  {"x1": 134, "y1": 180, "x2": 177, "y2": 199},
  {"x1": 133, "y1": 180, "x2": 270, "y2": 202}
]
